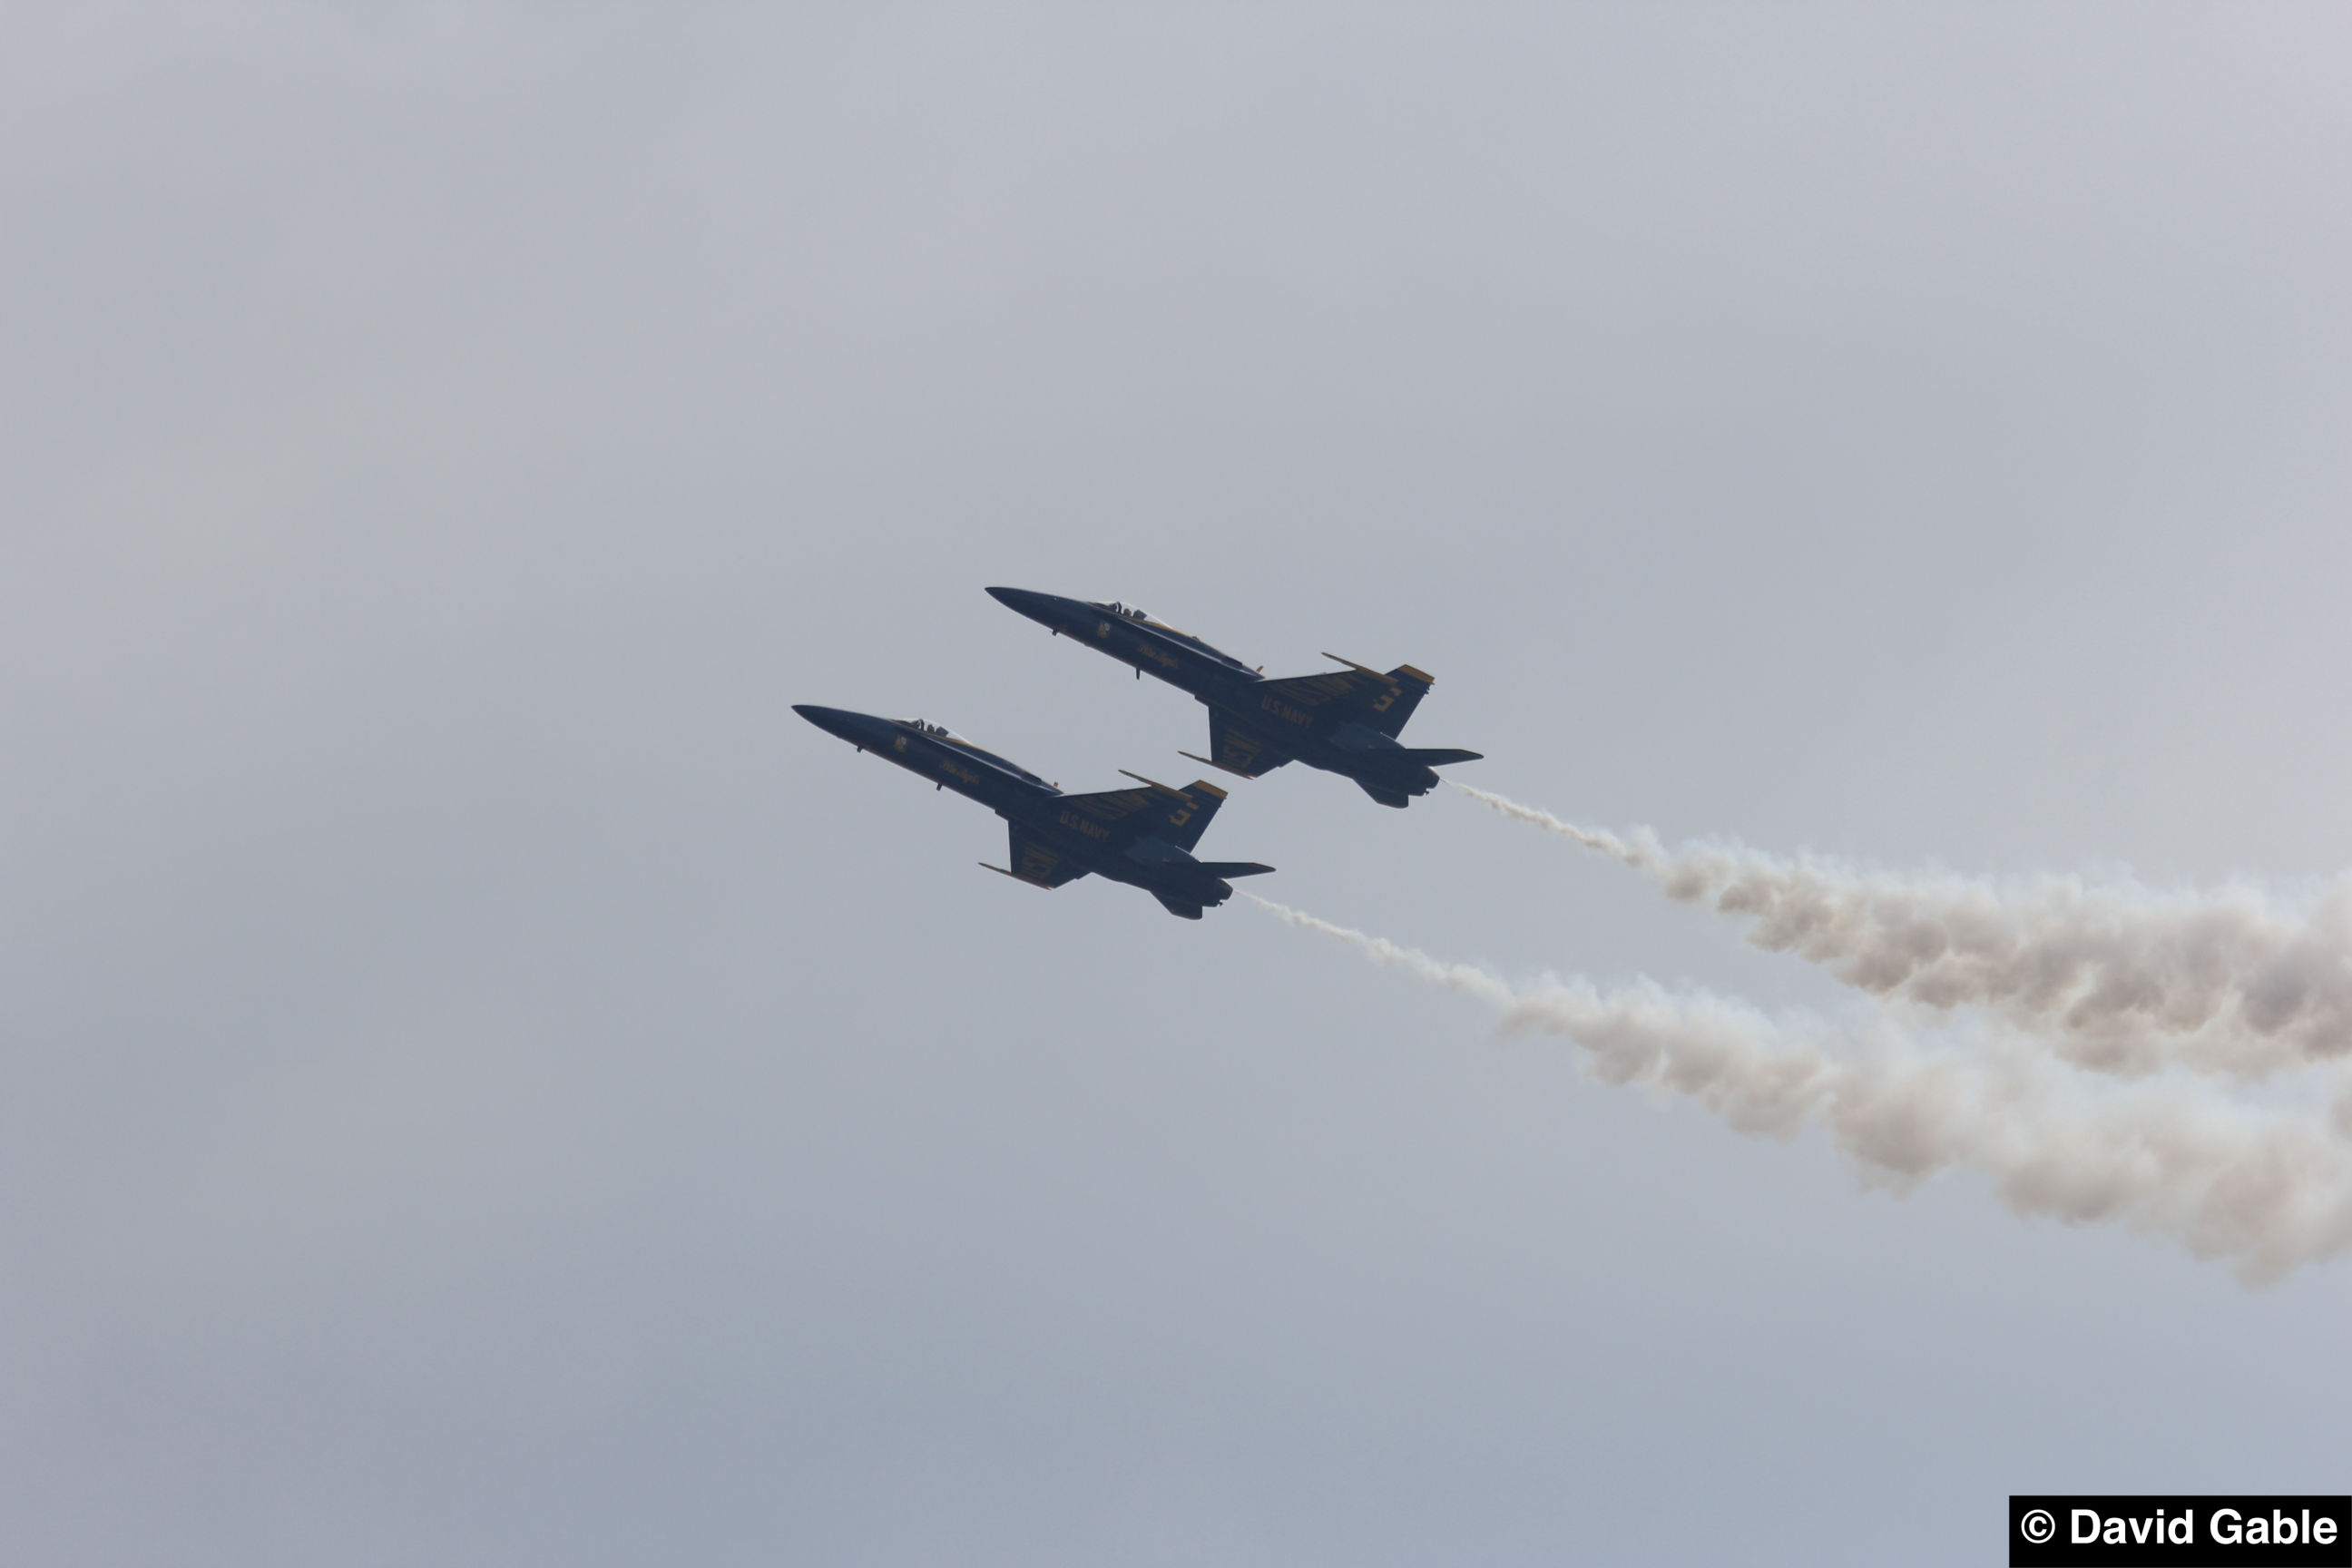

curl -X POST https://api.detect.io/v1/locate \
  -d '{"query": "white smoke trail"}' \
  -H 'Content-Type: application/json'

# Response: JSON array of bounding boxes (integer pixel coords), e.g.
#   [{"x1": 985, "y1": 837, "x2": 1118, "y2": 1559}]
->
[
  {"x1": 1455, "y1": 784, "x2": 2352, "y2": 1083},
  {"x1": 1241, "y1": 894, "x2": 2352, "y2": 1282}
]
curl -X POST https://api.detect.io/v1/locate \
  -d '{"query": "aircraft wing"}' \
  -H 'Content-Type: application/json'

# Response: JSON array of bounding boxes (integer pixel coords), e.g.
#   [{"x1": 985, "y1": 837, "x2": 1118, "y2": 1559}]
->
[
  {"x1": 1205, "y1": 710, "x2": 1291, "y2": 778},
  {"x1": 1055, "y1": 776, "x2": 1228, "y2": 853},
  {"x1": 1259, "y1": 661, "x2": 1434, "y2": 737},
  {"x1": 1005, "y1": 823, "x2": 1091, "y2": 887}
]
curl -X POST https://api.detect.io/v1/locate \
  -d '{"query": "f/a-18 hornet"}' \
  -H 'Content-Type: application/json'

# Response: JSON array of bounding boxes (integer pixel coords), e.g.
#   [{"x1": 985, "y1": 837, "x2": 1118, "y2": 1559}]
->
[
  {"x1": 794, "y1": 705, "x2": 1272, "y2": 918},
  {"x1": 986, "y1": 589, "x2": 1482, "y2": 807}
]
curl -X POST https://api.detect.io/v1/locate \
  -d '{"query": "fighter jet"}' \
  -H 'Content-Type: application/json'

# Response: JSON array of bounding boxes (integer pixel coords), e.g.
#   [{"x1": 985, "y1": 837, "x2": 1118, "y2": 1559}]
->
[
  {"x1": 794, "y1": 704, "x2": 1272, "y2": 918},
  {"x1": 985, "y1": 589, "x2": 1482, "y2": 807}
]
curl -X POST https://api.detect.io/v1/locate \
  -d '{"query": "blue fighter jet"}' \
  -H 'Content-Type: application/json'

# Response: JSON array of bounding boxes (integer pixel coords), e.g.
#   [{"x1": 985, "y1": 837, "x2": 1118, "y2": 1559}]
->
[
  {"x1": 986, "y1": 589, "x2": 1482, "y2": 806},
  {"x1": 795, "y1": 705, "x2": 1273, "y2": 918}
]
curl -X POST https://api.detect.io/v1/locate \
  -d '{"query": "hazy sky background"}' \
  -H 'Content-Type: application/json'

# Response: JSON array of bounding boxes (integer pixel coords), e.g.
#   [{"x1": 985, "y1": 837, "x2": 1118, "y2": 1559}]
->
[{"x1": 5, "y1": 5, "x2": 2349, "y2": 1563}]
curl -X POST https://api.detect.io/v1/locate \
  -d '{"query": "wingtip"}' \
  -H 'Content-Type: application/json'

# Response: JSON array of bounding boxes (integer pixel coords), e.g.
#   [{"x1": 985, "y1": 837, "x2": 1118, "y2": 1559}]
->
[{"x1": 1179, "y1": 751, "x2": 1253, "y2": 779}]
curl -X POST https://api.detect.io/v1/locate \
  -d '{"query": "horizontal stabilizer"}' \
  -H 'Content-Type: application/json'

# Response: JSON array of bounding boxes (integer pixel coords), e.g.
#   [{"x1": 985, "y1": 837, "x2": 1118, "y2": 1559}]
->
[
  {"x1": 1192, "y1": 861, "x2": 1275, "y2": 879},
  {"x1": 1391, "y1": 747, "x2": 1483, "y2": 767},
  {"x1": 1152, "y1": 892, "x2": 1205, "y2": 920}
]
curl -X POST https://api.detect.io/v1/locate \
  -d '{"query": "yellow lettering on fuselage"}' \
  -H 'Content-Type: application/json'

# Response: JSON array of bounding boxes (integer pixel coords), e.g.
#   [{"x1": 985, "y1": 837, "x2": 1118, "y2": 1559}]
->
[
  {"x1": 1261, "y1": 696, "x2": 1312, "y2": 726},
  {"x1": 1058, "y1": 810, "x2": 1112, "y2": 841}
]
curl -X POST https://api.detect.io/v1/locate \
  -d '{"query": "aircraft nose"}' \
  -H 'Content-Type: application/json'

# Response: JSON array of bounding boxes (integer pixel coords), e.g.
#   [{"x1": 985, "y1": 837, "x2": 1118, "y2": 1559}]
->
[
  {"x1": 793, "y1": 704, "x2": 881, "y2": 745},
  {"x1": 985, "y1": 586, "x2": 1063, "y2": 625}
]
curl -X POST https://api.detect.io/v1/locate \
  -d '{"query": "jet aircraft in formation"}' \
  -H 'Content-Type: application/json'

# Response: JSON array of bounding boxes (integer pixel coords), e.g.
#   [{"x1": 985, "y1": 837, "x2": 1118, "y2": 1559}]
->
[
  {"x1": 793, "y1": 705, "x2": 1271, "y2": 919},
  {"x1": 986, "y1": 587, "x2": 1481, "y2": 808},
  {"x1": 798, "y1": 593, "x2": 1479, "y2": 917}
]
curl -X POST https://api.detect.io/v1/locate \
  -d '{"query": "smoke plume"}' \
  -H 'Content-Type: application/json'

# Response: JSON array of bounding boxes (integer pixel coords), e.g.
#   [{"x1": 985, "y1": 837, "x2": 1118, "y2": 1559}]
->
[
  {"x1": 1455, "y1": 785, "x2": 2352, "y2": 1082},
  {"x1": 1243, "y1": 894, "x2": 2352, "y2": 1282}
]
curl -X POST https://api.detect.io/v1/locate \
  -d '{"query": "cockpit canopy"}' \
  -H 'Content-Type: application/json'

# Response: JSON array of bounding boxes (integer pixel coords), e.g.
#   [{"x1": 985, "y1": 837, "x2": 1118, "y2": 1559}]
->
[
  {"x1": 1090, "y1": 599, "x2": 1252, "y2": 672},
  {"x1": 897, "y1": 719, "x2": 1048, "y2": 786}
]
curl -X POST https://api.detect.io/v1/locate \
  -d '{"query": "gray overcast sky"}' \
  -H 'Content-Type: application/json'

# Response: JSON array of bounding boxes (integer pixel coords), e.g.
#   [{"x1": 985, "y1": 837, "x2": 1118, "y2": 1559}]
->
[{"x1": 5, "y1": 5, "x2": 2349, "y2": 1563}]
